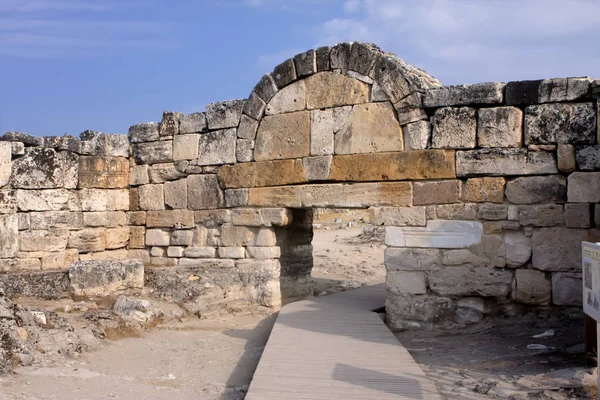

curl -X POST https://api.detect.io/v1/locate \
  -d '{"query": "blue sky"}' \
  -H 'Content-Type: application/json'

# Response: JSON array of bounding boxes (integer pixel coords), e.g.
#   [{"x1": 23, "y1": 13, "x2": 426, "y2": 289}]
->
[{"x1": 0, "y1": 0, "x2": 598, "y2": 136}]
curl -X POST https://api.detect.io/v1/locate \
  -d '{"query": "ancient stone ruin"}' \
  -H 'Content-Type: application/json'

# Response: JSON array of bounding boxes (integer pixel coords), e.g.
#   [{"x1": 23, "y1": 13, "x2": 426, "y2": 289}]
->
[{"x1": 0, "y1": 42, "x2": 599, "y2": 331}]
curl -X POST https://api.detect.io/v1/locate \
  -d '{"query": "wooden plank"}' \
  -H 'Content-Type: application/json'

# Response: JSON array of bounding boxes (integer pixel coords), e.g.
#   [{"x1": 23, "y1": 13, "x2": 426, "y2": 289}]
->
[{"x1": 246, "y1": 285, "x2": 442, "y2": 399}]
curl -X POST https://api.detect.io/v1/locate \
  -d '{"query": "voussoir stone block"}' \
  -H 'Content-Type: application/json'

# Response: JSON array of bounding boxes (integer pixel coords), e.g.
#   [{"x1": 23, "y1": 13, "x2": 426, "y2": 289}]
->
[
  {"x1": 78, "y1": 156, "x2": 129, "y2": 189},
  {"x1": 69, "y1": 260, "x2": 144, "y2": 298},
  {"x1": 524, "y1": 103, "x2": 596, "y2": 145},
  {"x1": 328, "y1": 150, "x2": 456, "y2": 181},
  {"x1": 505, "y1": 175, "x2": 566, "y2": 204},
  {"x1": 205, "y1": 100, "x2": 244, "y2": 130},
  {"x1": 385, "y1": 220, "x2": 483, "y2": 248},
  {"x1": 272, "y1": 58, "x2": 296, "y2": 88},
  {"x1": 477, "y1": 107, "x2": 523, "y2": 148},
  {"x1": 532, "y1": 228, "x2": 588, "y2": 271},
  {"x1": 218, "y1": 158, "x2": 307, "y2": 189},
  {"x1": 305, "y1": 72, "x2": 369, "y2": 109},
  {"x1": 334, "y1": 102, "x2": 403, "y2": 154},
  {"x1": 456, "y1": 148, "x2": 557, "y2": 177},
  {"x1": 462, "y1": 177, "x2": 505, "y2": 203},
  {"x1": 424, "y1": 82, "x2": 505, "y2": 107},
  {"x1": 187, "y1": 174, "x2": 224, "y2": 210},
  {"x1": 567, "y1": 172, "x2": 600, "y2": 203},
  {"x1": 431, "y1": 107, "x2": 477, "y2": 149},
  {"x1": 197, "y1": 128, "x2": 237, "y2": 166},
  {"x1": 255, "y1": 111, "x2": 310, "y2": 161}
]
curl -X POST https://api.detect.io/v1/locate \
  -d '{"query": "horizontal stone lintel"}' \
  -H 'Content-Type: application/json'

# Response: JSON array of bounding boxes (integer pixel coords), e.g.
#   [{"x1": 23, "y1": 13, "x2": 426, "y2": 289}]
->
[
  {"x1": 385, "y1": 220, "x2": 484, "y2": 248},
  {"x1": 219, "y1": 150, "x2": 456, "y2": 189}
]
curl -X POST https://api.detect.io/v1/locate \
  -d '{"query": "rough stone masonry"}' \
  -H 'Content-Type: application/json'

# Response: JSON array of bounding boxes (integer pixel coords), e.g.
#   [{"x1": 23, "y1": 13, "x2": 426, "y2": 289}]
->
[{"x1": 0, "y1": 42, "x2": 599, "y2": 327}]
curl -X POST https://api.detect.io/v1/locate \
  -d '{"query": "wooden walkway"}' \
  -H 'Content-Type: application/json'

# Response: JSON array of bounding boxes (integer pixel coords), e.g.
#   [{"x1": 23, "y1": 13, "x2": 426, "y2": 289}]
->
[{"x1": 246, "y1": 285, "x2": 442, "y2": 399}]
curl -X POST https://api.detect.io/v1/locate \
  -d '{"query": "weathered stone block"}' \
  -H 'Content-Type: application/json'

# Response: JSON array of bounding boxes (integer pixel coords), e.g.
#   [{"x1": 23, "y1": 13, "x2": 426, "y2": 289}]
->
[
  {"x1": 429, "y1": 267, "x2": 513, "y2": 297},
  {"x1": 413, "y1": 180, "x2": 460, "y2": 205},
  {"x1": 369, "y1": 207, "x2": 426, "y2": 226},
  {"x1": 31, "y1": 211, "x2": 83, "y2": 229},
  {"x1": 179, "y1": 112, "x2": 207, "y2": 134},
  {"x1": 329, "y1": 150, "x2": 456, "y2": 181},
  {"x1": 431, "y1": 107, "x2": 476, "y2": 149},
  {"x1": 129, "y1": 226, "x2": 145, "y2": 249},
  {"x1": 310, "y1": 108, "x2": 333, "y2": 155},
  {"x1": 576, "y1": 145, "x2": 600, "y2": 171},
  {"x1": 243, "y1": 91, "x2": 266, "y2": 120},
  {"x1": 403, "y1": 121, "x2": 430, "y2": 151},
  {"x1": 68, "y1": 229, "x2": 106, "y2": 253},
  {"x1": 265, "y1": 80, "x2": 306, "y2": 116},
  {"x1": 506, "y1": 77, "x2": 593, "y2": 105},
  {"x1": 145, "y1": 229, "x2": 170, "y2": 247},
  {"x1": 515, "y1": 269, "x2": 551, "y2": 305},
  {"x1": 170, "y1": 230, "x2": 193, "y2": 246},
  {"x1": 148, "y1": 163, "x2": 185, "y2": 183},
  {"x1": 138, "y1": 184, "x2": 164, "y2": 211},
  {"x1": 552, "y1": 273, "x2": 582, "y2": 306},
  {"x1": 10, "y1": 141, "x2": 24, "y2": 156},
  {"x1": 132, "y1": 141, "x2": 173, "y2": 165},
  {"x1": 334, "y1": 102, "x2": 403, "y2": 154},
  {"x1": 205, "y1": 100, "x2": 244, "y2": 130},
  {"x1": 385, "y1": 220, "x2": 483, "y2": 248},
  {"x1": 315, "y1": 46, "x2": 331, "y2": 71},
  {"x1": 167, "y1": 246, "x2": 185, "y2": 257},
  {"x1": 442, "y1": 249, "x2": 488, "y2": 266},
  {"x1": 425, "y1": 82, "x2": 505, "y2": 108},
  {"x1": 387, "y1": 271, "x2": 427, "y2": 295},
  {"x1": 557, "y1": 144, "x2": 576, "y2": 172},
  {"x1": 477, "y1": 204, "x2": 508, "y2": 220},
  {"x1": 519, "y1": 205, "x2": 563, "y2": 227},
  {"x1": 505, "y1": 175, "x2": 566, "y2": 204},
  {"x1": 0, "y1": 214, "x2": 18, "y2": 258},
  {"x1": 255, "y1": 111, "x2": 310, "y2": 161},
  {"x1": 305, "y1": 72, "x2": 369, "y2": 109},
  {"x1": 524, "y1": 103, "x2": 596, "y2": 145},
  {"x1": 504, "y1": 231, "x2": 532, "y2": 268},
  {"x1": 236, "y1": 139, "x2": 254, "y2": 162},
  {"x1": 329, "y1": 42, "x2": 352, "y2": 69},
  {"x1": 77, "y1": 156, "x2": 129, "y2": 189},
  {"x1": 237, "y1": 115, "x2": 259, "y2": 140},
  {"x1": 129, "y1": 165, "x2": 149, "y2": 186},
  {"x1": 0, "y1": 142, "x2": 10, "y2": 187},
  {"x1": 187, "y1": 174, "x2": 223, "y2": 210},
  {"x1": 532, "y1": 228, "x2": 588, "y2": 271},
  {"x1": 231, "y1": 208, "x2": 292, "y2": 227},
  {"x1": 197, "y1": 128, "x2": 237, "y2": 166},
  {"x1": 11, "y1": 148, "x2": 64, "y2": 189},
  {"x1": 435, "y1": 204, "x2": 478, "y2": 220},
  {"x1": 225, "y1": 189, "x2": 249, "y2": 208},
  {"x1": 567, "y1": 172, "x2": 600, "y2": 203},
  {"x1": 173, "y1": 134, "x2": 200, "y2": 161},
  {"x1": 477, "y1": 107, "x2": 523, "y2": 148},
  {"x1": 384, "y1": 248, "x2": 440, "y2": 271},
  {"x1": 164, "y1": 179, "x2": 187, "y2": 209},
  {"x1": 272, "y1": 58, "x2": 296, "y2": 88},
  {"x1": 462, "y1": 177, "x2": 505, "y2": 203},
  {"x1": 246, "y1": 246, "x2": 281, "y2": 259},
  {"x1": 219, "y1": 158, "x2": 307, "y2": 189},
  {"x1": 20, "y1": 229, "x2": 68, "y2": 252},
  {"x1": 128, "y1": 122, "x2": 159, "y2": 143},
  {"x1": 105, "y1": 227, "x2": 129, "y2": 249},
  {"x1": 394, "y1": 92, "x2": 427, "y2": 125},
  {"x1": 184, "y1": 247, "x2": 217, "y2": 258},
  {"x1": 218, "y1": 247, "x2": 246, "y2": 259},
  {"x1": 69, "y1": 260, "x2": 144, "y2": 298},
  {"x1": 564, "y1": 203, "x2": 591, "y2": 228},
  {"x1": 456, "y1": 149, "x2": 557, "y2": 176},
  {"x1": 146, "y1": 210, "x2": 174, "y2": 228},
  {"x1": 253, "y1": 74, "x2": 278, "y2": 103},
  {"x1": 303, "y1": 155, "x2": 332, "y2": 181},
  {"x1": 158, "y1": 111, "x2": 182, "y2": 136}
]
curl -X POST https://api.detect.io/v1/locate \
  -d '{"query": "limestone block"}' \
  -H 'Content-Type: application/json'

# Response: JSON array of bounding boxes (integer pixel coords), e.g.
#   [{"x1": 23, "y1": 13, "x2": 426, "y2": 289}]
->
[
  {"x1": 255, "y1": 111, "x2": 310, "y2": 161},
  {"x1": 60, "y1": 151, "x2": 79, "y2": 190},
  {"x1": 150, "y1": 257, "x2": 177, "y2": 266},
  {"x1": 246, "y1": 246, "x2": 281, "y2": 260},
  {"x1": 456, "y1": 149, "x2": 557, "y2": 177},
  {"x1": 79, "y1": 189, "x2": 107, "y2": 212},
  {"x1": 170, "y1": 230, "x2": 193, "y2": 246},
  {"x1": 385, "y1": 220, "x2": 483, "y2": 248},
  {"x1": 231, "y1": 208, "x2": 288, "y2": 227},
  {"x1": 167, "y1": 246, "x2": 185, "y2": 258},
  {"x1": 369, "y1": 207, "x2": 426, "y2": 226},
  {"x1": 387, "y1": 271, "x2": 427, "y2": 295},
  {"x1": 506, "y1": 77, "x2": 592, "y2": 105},
  {"x1": 150, "y1": 247, "x2": 165, "y2": 257},
  {"x1": 334, "y1": 102, "x2": 403, "y2": 154},
  {"x1": 225, "y1": 189, "x2": 249, "y2": 208},
  {"x1": 567, "y1": 172, "x2": 600, "y2": 203},
  {"x1": 1, "y1": 131, "x2": 43, "y2": 146},
  {"x1": 462, "y1": 177, "x2": 505, "y2": 203},
  {"x1": 146, "y1": 229, "x2": 170, "y2": 247},
  {"x1": 0, "y1": 258, "x2": 41, "y2": 272},
  {"x1": 0, "y1": 189, "x2": 16, "y2": 213},
  {"x1": 505, "y1": 175, "x2": 566, "y2": 204},
  {"x1": 347, "y1": 42, "x2": 380, "y2": 75},
  {"x1": 265, "y1": 80, "x2": 306, "y2": 115},
  {"x1": 329, "y1": 150, "x2": 456, "y2": 181},
  {"x1": 553, "y1": 272, "x2": 582, "y2": 306},
  {"x1": 330, "y1": 42, "x2": 352, "y2": 69},
  {"x1": 16, "y1": 189, "x2": 76, "y2": 212},
  {"x1": 424, "y1": 82, "x2": 505, "y2": 107},
  {"x1": 272, "y1": 58, "x2": 296, "y2": 88},
  {"x1": 237, "y1": 115, "x2": 259, "y2": 140},
  {"x1": 477, "y1": 204, "x2": 508, "y2": 220},
  {"x1": 504, "y1": 231, "x2": 532, "y2": 268},
  {"x1": 31, "y1": 211, "x2": 83, "y2": 230},
  {"x1": 106, "y1": 227, "x2": 129, "y2": 249},
  {"x1": 371, "y1": 83, "x2": 388, "y2": 102},
  {"x1": 384, "y1": 248, "x2": 440, "y2": 271},
  {"x1": 565, "y1": 203, "x2": 591, "y2": 228},
  {"x1": 20, "y1": 229, "x2": 68, "y2": 252},
  {"x1": 394, "y1": 92, "x2": 427, "y2": 125},
  {"x1": 431, "y1": 107, "x2": 476, "y2": 149},
  {"x1": 576, "y1": 145, "x2": 600, "y2": 171},
  {"x1": 524, "y1": 103, "x2": 596, "y2": 145},
  {"x1": 413, "y1": 180, "x2": 460, "y2": 205},
  {"x1": 127, "y1": 211, "x2": 146, "y2": 226},
  {"x1": 532, "y1": 228, "x2": 588, "y2": 271},
  {"x1": 303, "y1": 156, "x2": 332, "y2": 181},
  {"x1": 316, "y1": 46, "x2": 331, "y2": 71},
  {"x1": 310, "y1": 109, "x2": 333, "y2": 155},
  {"x1": 0, "y1": 214, "x2": 18, "y2": 258},
  {"x1": 173, "y1": 134, "x2": 200, "y2": 161},
  {"x1": 138, "y1": 184, "x2": 165, "y2": 211},
  {"x1": 0, "y1": 142, "x2": 11, "y2": 187},
  {"x1": 197, "y1": 128, "x2": 237, "y2": 166},
  {"x1": 79, "y1": 132, "x2": 129, "y2": 157},
  {"x1": 435, "y1": 204, "x2": 478, "y2": 220},
  {"x1": 187, "y1": 174, "x2": 224, "y2": 210},
  {"x1": 127, "y1": 249, "x2": 150, "y2": 264},
  {"x1": 236, "y1": 139, "x2": 254, "y2": 163},
  {"x1": 184, "y1": 247, "x2": 217, "y2": 258},
  {"x1": 148, "y1": 163, "x2": 185, "y2": 184},
  {"x1": 173, "y1": 209, "x2": 194, "y2": 228},
  {"x1": 244, "y1": 92, "x2": 267, "y2": 122},
  {"x1": 146, "y1": 211, "x2": 174, "y2": 228},
  {"x1": 219, "y1": 158, "x2": 307, "y2": 189},
  {"x1": 305, "y1": 72, "x2": 369, "y2": 109},
  {"x1": 132, "y1": 141, "x2": 173, "y2": 165},
  {"x1": 158, "y1": 111, "x2": 182, "y2": 136},
  {"x1": 218, "y1": 247, "x2": 245, "y2": 259},
  {"x1": 179, "y1": 112, "x2": 207, "y2": 134},
  {"x1": 205, "y1": 100, "x2": 244, "y2": 130},
  {"x1": 255, "y1": 228, "x2": 277, "y2": 247},
  {"x1": 18, "y1": 213, "x2": 29, "y2": 230},
  {"x1": 477, "y1": 107, "x2": 523, "y2": 148},
  {"x1": 220, "y1": 225, "x2": 256, "y2": 247},
  {"x1": 515, "y1": 269, "x2": 551, "y2": 305},
  {"x1": 129, "y1": 226, "x2": 146, "y2": 249},
  {"x1": 77, "y1": 156, "x2": 129, "y2": 189},
  {"x1": 194, "y1": 210, "x2": 231, "y2": 227},
  {"x1": 253, "y1": 74, "x2": 278, "y2": 103},
  {"x1": 403, "y1": 121, "x2": 430, "y2": 151},
  {"x1": 68, "y1": 229, "x2": 106, "y2": 253},
  {"x1": 41, "y1": 250, "x2": 73, "y2": 270},
  {"x1": 164, "y1": 179, "x2": 187, "y2": 209},
  {"x1": 429, "y1": 267, "x2": 513, "y2": 297},
  {"x1": 111, "y1": 189, "x2": 130, "y2": 211},
  {"x1": 8, "y1": 142, "x2": 24, "y2": 157},
  {"x1": 441, "y1": 249, "x2": 488, "y2": 266},
  {"x1": 11, "y1": 148, "x2": 63, "y2": 189},
  {"x1": 69, "y1": 260, "x2": 144, "y2": 298},
  {"x1": 129, "y1": 165, "x2": 149, "y2": 186},
  {"x1": 519, "y1": 205, "x2": 563, "y2": 227},
  {"x1": 556, "y1": 144, "x2": 576, "y2": 173}
]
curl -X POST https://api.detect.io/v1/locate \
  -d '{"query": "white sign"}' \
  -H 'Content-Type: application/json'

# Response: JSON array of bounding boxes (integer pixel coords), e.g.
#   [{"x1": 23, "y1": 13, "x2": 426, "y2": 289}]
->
[{"x1": 582, "y1": 241, "x2": 600, "y2": 322}]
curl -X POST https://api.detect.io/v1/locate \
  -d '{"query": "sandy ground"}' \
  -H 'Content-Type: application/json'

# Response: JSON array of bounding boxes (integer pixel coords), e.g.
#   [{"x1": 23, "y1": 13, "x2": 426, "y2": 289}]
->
[{"x1": 1, "y1": 226, "x2": 595, "y2": 399}]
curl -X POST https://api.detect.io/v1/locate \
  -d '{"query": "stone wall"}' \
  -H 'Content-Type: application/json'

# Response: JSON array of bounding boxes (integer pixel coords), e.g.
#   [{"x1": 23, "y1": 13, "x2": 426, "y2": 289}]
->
[{"x1": 1, "y1": 42, "x2": 599, "y2": 325}]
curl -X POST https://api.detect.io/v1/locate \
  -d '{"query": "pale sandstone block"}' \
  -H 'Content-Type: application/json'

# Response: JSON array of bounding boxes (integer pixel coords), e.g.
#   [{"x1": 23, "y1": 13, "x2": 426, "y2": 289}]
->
[{"x1": 385, "y1": 220, "x2": 483, "y2": 248}]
